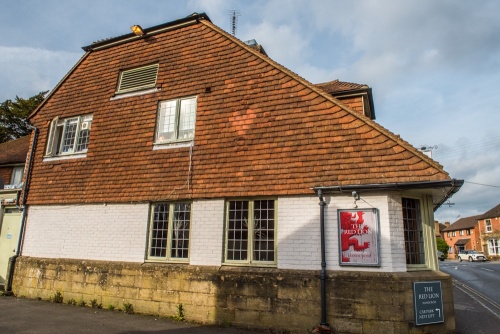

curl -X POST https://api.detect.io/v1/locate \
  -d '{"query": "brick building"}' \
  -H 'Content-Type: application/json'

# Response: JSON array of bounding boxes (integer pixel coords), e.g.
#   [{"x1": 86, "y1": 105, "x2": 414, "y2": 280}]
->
[
  {"x1": 10, "y1": 13, "x2": 463, "y2": 333},
  {"x1": 478, "y1": 203, "x2": 500, "y2": 257},
  {"x1": 442, "y1": 215, "x2": 482, "y2": 257}
]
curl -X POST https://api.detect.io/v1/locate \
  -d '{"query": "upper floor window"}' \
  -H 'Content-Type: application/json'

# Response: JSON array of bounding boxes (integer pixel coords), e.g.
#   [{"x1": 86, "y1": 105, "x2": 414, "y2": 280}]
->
[
  {"x1": 155, "y1": 97, "x2": 196, "y2": 144},
  {"x1": 459, "y1": 230, "x2": 464, "y2": 236},
  {"x1": 10, "y1": 166, "x2": 24, "y2": 186},
  {"x1": 466, "y1": 229, "x2": 471, "y2": 235},
  {"x1": 452, "y1": 231, "x2": 456, "y2": 237},
  {"x1": 402, "y1": 197, "x2": 425, "y2": 265},
  {"x1": 116, "y1": 63, "x2": 159, "y2": 94},
  {"x1": 224, "y1": 199, "x2": 276, "y2": 266},
  {"x1": 447, "y1": 232, "x2": 450, "y2": 238},
  {"x1": 45, "y1": 115, "x2": 92, "y2": 157},
  {"x1": 147, "y1": 202, "x2": 191, "y2": 262},
  {"x1": 485, "y1": 219, "x2": 492, "y2": 233}
]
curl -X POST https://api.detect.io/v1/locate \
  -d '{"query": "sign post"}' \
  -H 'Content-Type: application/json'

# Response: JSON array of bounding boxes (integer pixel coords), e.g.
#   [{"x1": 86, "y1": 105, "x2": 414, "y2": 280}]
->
[{"x1": 413, "y1": 281, "x2": 444, "y2": 326}]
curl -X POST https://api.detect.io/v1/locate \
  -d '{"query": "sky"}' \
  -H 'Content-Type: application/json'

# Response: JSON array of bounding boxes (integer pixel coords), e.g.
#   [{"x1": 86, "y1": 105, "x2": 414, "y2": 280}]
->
[{"x1": 1, "y1": 0, "x2": 499, "y2": 224}]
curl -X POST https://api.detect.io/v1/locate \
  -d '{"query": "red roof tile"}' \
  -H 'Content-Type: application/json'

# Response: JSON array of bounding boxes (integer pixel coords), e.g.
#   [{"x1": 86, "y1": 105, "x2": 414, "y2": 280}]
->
[{"x1": 0, "y1": 136, "x2": 30, "y2": 165}]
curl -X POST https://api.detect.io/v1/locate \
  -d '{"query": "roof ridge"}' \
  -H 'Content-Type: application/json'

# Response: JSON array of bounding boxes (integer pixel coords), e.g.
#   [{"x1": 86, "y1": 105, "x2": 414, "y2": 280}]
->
[{"x1": 199, "y1": 20, "x2": 448, "y2": 178}]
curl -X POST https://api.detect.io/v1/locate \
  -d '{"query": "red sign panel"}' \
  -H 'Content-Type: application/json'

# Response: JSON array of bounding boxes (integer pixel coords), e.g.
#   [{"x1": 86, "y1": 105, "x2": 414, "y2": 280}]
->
[{"x1": 338, "y1": 209, "x2": 380, "y2": 266}]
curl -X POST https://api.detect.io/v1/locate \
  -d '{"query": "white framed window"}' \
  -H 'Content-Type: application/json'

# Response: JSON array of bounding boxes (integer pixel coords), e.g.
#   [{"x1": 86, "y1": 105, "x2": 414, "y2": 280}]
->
[
  {"x1": 10, "y1": 166, "x2": 24, "y2": 186},
  {"x1": 402, "y1": 197, "x2": 425, "y2": 265},
  {"x1": 459, "y1": 230, "x2": 464, "y2": 236},
  {"x1": 45, "y1": 115, "x2": 92, "y2": 157},
  {"x1": 224, "y1": 199, "x2": 276, "y2": 265},
  {"x1": 485, "y1": 219, "x2": 492, "y2": 233},
  {"x1": 452, "y1": 231, "x2": 456, "y2": 237},
  {"x1": 147, "y1": 202, "x2": 191, "y2": 262},
  {"x1": 155, "y1": 97, "x2": 196, "y2": 144},
  {"x1": 488, "y1": 239, "x2": 499, "y2": 255}
]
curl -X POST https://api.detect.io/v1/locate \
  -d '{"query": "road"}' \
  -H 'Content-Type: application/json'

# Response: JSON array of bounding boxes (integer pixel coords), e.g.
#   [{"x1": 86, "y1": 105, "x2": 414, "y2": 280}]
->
[{"x1": 439, "y1": 260, "x2": 500, "y2": 334}]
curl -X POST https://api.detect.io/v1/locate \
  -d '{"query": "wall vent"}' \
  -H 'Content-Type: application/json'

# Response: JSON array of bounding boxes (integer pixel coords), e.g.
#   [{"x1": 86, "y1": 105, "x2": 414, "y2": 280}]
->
[{"x1": 116, "y1": 63, "x2": 159, "y2": 94}]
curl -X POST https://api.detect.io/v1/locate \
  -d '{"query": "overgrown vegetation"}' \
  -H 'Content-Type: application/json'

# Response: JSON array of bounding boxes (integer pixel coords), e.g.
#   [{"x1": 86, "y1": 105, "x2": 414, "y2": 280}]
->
[
  {"x1": 90, "y1": 299, "x2": 102, "y2": 309},
  {"x1": 122, "y1": 302, "x2": 134, "y2": 314},
  {"x1": 174, "y1": 304, "x2": 185, "y2": 321},
  {"x1": 67, "y1": 298, "x2": 77, "y2": 306},
  {"x1": 50, "y1": 291, "x2": 63, "y2": 303}
]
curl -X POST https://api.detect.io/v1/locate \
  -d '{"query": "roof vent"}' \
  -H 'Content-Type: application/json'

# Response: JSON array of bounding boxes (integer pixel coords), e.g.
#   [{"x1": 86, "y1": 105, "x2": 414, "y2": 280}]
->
[{"x1": 116, "y1": 63, "x2": 159, "y2": 94}]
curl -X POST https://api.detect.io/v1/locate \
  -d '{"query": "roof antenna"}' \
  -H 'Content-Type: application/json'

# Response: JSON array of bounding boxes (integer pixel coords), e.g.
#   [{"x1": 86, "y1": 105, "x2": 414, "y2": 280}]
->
[{"x1": 228, "y1": 10, "x2": 240, "y2": 36}]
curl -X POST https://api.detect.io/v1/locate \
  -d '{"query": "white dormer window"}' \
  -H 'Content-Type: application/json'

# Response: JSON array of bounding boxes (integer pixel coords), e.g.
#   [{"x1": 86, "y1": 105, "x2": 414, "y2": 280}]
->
[{"x1": 45, "y1": 114, "x2": 93, "y2": 157}]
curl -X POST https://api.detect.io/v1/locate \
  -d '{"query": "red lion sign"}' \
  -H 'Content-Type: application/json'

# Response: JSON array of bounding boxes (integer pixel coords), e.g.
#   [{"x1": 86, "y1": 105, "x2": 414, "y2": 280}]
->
[{"x1": 338, "y1": 209, "x2": 379, "y2": 266}]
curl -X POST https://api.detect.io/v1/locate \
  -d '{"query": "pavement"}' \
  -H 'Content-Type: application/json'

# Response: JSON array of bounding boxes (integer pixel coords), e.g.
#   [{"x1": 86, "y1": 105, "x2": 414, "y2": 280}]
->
[{"x1": 0, "y1": 295, "x2": 268, "y2": 334}]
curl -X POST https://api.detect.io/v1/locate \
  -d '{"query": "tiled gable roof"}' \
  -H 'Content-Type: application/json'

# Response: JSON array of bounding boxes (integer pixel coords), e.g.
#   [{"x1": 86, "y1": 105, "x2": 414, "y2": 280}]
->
[
  {"x1": 0, "y1": 136, "x2": 30, "y2": 165},
  {"x1": 478, "y1": 203, "x2": 500, "y2": 220},
  {"x1": 26, "y1": 14, "x2": 453, "y2": 205},
  {"x1": 442, "y1": 215, "x2": 481, "y2": 231}
]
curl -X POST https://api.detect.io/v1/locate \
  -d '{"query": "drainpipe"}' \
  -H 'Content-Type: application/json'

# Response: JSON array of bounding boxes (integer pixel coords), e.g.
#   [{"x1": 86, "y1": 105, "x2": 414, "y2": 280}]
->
[
  {"x1": 5, "y1": 126, "x2": 38, "y2": 294},
  {"x1": 315, "y1": 189, "x2": 332, "y2": 333}
]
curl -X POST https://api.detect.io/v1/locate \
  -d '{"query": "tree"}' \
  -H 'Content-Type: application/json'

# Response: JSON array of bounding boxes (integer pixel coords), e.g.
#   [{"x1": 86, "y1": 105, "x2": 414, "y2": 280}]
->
[
  {"x1": 0, "y1": 91, "x2": 47, "y2": 143},
  {"x1": 436, "y1": 237, "x2": 449, "y2": 256}
]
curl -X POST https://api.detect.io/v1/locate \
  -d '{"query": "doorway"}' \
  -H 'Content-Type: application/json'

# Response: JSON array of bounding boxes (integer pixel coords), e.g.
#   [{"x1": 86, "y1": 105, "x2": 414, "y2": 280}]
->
[{"x1": 0, "y1": 207, "x2": 21, "y2": 285}]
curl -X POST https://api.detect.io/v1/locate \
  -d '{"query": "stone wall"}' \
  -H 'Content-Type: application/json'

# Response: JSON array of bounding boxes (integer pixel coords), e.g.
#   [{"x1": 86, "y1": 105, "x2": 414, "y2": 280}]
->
[{"x1": 13, "y1": 257, "x2": 454, "y2": 333}]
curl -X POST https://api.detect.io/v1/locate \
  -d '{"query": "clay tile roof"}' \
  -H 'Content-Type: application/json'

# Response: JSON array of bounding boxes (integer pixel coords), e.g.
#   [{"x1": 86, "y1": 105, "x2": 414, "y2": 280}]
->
[
  {"x1": 314, "y1": 79, "x2": 369, "y2": 94},
  {"x1": 0, "y1": 136, "x2": 30, "y2": 165},
  {"x1": 443, "y1": 215, "x2": 482, "y2": 231},
  {"x1": 478, "y1": 203, "x2": 500, "y2": 220}
]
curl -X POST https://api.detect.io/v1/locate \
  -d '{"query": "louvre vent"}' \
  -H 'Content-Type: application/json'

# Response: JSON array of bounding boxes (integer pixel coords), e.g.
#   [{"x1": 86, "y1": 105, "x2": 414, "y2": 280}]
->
[{"x1": 116, "y1": 63, "x2": 159, "y2": 94}]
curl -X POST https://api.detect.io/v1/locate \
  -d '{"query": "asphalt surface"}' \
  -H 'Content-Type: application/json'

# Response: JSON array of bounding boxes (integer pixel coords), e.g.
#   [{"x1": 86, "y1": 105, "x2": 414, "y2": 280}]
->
[
  {"x1": 0, "y1": 296, "x2": 267, "y2": 334},
  {"x1": 440, "y1": 260, "x2": 500, "y2": 334}
]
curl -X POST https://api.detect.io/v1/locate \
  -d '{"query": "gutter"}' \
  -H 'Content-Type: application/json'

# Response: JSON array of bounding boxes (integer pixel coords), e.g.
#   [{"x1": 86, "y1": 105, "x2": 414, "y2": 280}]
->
[
  {"x1": 313, "y1": 179, "x2": 464, "y2": 211},
  {"x1": 5, "y1": 126, "x2": 39, "y2": 294}
]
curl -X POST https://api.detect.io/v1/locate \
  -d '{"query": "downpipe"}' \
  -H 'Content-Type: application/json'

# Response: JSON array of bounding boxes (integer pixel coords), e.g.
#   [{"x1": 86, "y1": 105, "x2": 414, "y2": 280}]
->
[
  {"x1": 314, "y1": 189, "x2": 333, "y2": 333},
  {"x1": 5, "y1": 126, "x2": 38, "y2": 295}
]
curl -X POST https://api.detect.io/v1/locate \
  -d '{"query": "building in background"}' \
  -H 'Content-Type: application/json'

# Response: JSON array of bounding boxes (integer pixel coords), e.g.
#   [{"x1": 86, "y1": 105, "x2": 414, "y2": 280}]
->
[
  {"x1": 478, "y1": 203, "x2": 500, "y2": 257},
  {"x1": 0, "y1": 136, "x2": 29, "y2": 287}
]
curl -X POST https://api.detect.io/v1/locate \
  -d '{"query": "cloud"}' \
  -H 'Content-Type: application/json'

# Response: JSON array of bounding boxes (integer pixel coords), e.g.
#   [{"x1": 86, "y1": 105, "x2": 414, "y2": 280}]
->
[{"x1": 0, "y1": 46, "x2": 82, "y2": 101}]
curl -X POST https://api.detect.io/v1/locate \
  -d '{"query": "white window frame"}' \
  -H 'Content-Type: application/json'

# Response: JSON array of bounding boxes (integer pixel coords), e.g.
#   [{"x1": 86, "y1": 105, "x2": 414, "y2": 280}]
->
[
  {"x1": 155, "y1": 96, "x2": 197, "y2": 145},
  {"x1": 147, "y1": 202, "x2": 191, "y2": 263},
  {"x1": 224, "y1": 199, "x2": 277, "y2": 266},
  {"x1": 459, "y1": 230, "x2": 464, "y2": 236},
  {"x1": 488, "y1": 239, "x2": 499, "y2": 255},
  {"x1": 45, "y1": 114, "x2": 93, "y2": 157},
  {"x1": 485, "y1": 219, "x2": 492, "y2": 233}
]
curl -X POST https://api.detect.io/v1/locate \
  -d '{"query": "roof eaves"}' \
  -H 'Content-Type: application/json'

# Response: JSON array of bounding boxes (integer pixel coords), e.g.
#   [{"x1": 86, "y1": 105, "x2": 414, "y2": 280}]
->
[
  {"x1": 199, "y1": 20, "x2": 448, "y2": 178},
  {"x1": 82, "y1": 12, "x2": 211, "y2": 52}
]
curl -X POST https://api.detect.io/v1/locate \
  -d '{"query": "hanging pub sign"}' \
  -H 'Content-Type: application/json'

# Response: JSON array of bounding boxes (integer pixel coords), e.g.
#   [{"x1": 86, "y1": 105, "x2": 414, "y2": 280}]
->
[{"x1": 338, "y1": 208, "x2": 380, "y2": 266}]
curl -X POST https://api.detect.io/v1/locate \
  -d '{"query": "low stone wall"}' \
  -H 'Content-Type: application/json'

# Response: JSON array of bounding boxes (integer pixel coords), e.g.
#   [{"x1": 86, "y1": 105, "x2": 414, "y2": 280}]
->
[{"x1": 12, "y1": 257, "x2": 455, "y2": 333}]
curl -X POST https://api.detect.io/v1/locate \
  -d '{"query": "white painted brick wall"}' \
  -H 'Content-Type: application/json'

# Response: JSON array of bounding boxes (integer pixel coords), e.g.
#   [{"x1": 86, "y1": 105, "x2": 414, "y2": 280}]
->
[
  {"x1": 22, "y1": 204, "x2": 149, "y2": 262},
  {"x1": 190, "y1": 199, "x2": 224, "y2": 266},
  {"x1": 278, "y1": 194, "x2": 407, "y2": 272},
  {"x1": 22, "y1": 195, "x2": 408, "y2": 272}
]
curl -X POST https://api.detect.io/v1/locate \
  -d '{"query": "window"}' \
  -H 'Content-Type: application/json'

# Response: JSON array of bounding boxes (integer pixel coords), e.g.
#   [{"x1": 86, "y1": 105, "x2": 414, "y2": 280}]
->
[
  {"x1": 225, "y1": 199, "x2": 276, "y2": 265},
  {"x1": 402, "y1": 198, "x2": 425, "y2": 265},
  {"x1": 447, "y1": 232, "x2": 450, "y2": 238},
  {"x1": 488, "y1": 239, "x2": 499, "y2": 255},
  {"x1": 486, "y1": 219, "x2": 492, "y2": 233},
  {"x1": 459, "y1": 230, "x2": 464, "y2": 236},
  {"x1": 155, "y1": 97, "x2": 196, "y2": 143},
  {"x1": 45, "y1": 115, "x2": 92, "y2": 157},
  {"x1": 116, "y1": 63, "x2": 159, "y2": 94},
  {"x1": 466, "y1": 229, "x2": 471, "y2": 235},
  {"x1": 147, "y1": 202, "x2": 191, "y2": 261},
  {"x1": 10, "y1": 166, "x2": 24, "y2": 186},
  {"x1": 452, "y1": 231, "x2": 456, "y2": 237}
]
